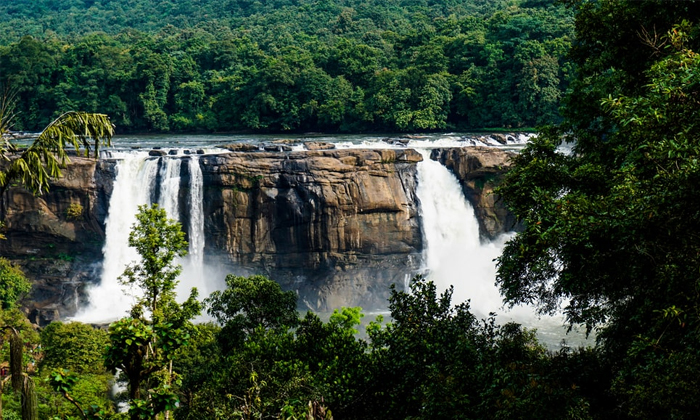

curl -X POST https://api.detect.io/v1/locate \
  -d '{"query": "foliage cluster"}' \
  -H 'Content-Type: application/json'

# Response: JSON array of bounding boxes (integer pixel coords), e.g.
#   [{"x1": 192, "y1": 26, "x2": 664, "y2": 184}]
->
[
  {"x1": 65, "y1": 202, "x2": 84, "y2": 221},
  {"x1": 0, "y1": 0, "x2": 572, "y2": 133},
  {"x1": 496, "y1": 1, "x2": 700, "y2": 418},
  {"x1": 3, "y1": 206, "x2": 598, "y2": 420},
  {"x1": 0, "y1": 258, "x2": 31, "y2": 310},
  {"x1": 173, "y1": 275, "x2": 594, "y2": 420}
]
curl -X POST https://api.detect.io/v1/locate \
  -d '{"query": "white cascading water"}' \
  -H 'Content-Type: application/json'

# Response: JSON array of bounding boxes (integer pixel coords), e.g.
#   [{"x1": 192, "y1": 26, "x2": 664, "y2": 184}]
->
[
  {"x1": 73, "y1": 152, "x2": 208, "y2": 323},
  {"x1": 73, "y1": 153, "x2": 159, "y2": 322},
  {"x1": 187, "y1": 156, "x2": 204, "y2": 267},
  {"x1": 178, "y1": 155, "x2": 208, "y2": 300},
  {"x1": 415, "y1": 149, "x2": 537, "y2": 322},
  {"x1": 157, "y1": 157, "x2": 182, "y2": 218}
]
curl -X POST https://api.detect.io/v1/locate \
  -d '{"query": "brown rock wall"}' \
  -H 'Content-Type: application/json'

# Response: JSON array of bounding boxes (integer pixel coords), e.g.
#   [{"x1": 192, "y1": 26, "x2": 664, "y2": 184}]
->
[
  {"x1": 0, "y1": 156, "x2": 113, "y2": 325},
  {"x1": 0, "y1": 146, "x2": 519, "y2": 322},
  {"x1": 200, "y1": 148, "x2": 423, "y2": 311}
]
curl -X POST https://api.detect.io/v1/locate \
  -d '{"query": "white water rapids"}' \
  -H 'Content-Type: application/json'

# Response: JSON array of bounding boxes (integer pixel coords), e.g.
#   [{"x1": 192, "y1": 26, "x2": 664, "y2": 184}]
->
[
  {"x1": 413, "y1": 149, "x2": 585, "y2": 346},
  {"x1": 415, "y1": 149, "x2": 511, "y2": 318},
  {"x1": 414, "y1": 149, "x2": 547, "y2": 322}
]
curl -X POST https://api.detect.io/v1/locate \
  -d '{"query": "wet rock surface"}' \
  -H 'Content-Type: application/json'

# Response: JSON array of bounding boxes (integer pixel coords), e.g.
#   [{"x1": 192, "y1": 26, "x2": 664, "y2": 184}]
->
[{"x1": 199, "y1": 148, "x2": 424, "y2": 311}]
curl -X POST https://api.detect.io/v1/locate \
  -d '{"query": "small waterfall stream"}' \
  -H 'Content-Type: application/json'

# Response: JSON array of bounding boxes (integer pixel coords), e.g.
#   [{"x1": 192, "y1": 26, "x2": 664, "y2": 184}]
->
[
  {"x1": 187, "y1": 156, "x2": 205, "y2": 267},
  {"x1": 157, "y1": 157, "x2": 182, "y2": 218},
  {"x1": 178, "y1": 155, "x2": 208, "y2": 301}
]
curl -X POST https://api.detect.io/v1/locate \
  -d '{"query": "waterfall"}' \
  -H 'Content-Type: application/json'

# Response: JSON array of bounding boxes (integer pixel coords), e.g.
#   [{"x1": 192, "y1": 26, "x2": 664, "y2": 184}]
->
[
  {"x1": 415, "y1": 149, "x2": 530, "y2": 320},
  {"x1": 72, "y1": 153, "x2": 158, "y2": 322},
  {"x1": 178, "y1": 155, "x2": 208, "y2": 300},
  {"x1": 72, "y1": 152, "x2": 207, "y2": 323},
  {"x1": 187, "y1": 156, "x2": 204, "y2": 267}
]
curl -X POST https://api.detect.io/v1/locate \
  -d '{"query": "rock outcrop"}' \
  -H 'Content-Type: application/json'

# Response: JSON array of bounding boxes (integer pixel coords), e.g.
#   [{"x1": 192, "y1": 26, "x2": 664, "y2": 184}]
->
[
  {"x1": 198, "y1": 148, "x2": 423, "y2": 311},
  {"x1": 430, "y1": 147, "x2": 519, "y2": 238},
  {"x1": 0, "y1": 156, "x2": 114, "y2": 325}
]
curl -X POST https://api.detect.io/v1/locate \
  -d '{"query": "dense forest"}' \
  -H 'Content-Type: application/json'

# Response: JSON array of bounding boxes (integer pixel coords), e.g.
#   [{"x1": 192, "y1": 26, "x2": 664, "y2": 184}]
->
[{"x1": 0, "y1": 0, "x2": 573, "y2": 133}]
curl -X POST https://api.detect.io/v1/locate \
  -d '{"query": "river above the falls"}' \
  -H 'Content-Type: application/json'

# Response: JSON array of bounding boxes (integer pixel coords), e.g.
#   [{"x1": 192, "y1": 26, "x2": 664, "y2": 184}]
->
[{"x1": 104, "y1": 131, "x2": 531, "y2": 151}]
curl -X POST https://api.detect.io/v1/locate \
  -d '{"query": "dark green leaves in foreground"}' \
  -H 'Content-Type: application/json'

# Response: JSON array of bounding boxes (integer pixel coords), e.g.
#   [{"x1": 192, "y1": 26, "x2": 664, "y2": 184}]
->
[
  {"x1": 175, "y1": 275, "x2": 594, "y2": 420},
  {"x1": 497, "y1": 4, "x2": 700, "y2": 417}
]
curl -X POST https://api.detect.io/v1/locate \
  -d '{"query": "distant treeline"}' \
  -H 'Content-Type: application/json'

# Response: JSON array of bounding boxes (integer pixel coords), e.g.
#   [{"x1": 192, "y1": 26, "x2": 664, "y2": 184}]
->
[{"x1": 0, "y1": 0, "x2": 572, "y2": 133}]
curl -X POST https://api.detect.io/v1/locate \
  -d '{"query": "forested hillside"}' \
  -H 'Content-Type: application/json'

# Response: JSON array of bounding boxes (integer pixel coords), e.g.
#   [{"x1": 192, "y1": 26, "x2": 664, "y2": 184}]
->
[{"x1": 0, "y1": 0, "x2": 572, "y2": 133}]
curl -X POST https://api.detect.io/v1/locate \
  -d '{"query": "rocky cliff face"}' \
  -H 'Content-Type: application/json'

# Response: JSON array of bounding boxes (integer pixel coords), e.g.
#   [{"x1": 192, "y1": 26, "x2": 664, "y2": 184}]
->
[
  {"x1": 0, "y1": 156, "x2": 113, "y2": 325},
  {"x1": 0, "y1": 146, "x2": 516, "y2": 324},
  {"x1": 199, "y1": 148, "x2": 423, "y2": 311},
  {"x1": 431, "y1": 147, "x2": 518, "y2": 239}
]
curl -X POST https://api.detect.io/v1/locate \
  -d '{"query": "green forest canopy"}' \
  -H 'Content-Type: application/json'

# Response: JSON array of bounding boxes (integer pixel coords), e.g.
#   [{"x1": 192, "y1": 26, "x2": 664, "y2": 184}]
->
[{"x1": 0, "y1": 0, "x2": 573, "y2": 133}]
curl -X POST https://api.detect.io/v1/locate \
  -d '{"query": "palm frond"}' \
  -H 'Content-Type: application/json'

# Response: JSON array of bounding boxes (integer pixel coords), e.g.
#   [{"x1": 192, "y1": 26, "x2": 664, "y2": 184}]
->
[
  {"x1": 1, "y1": 111, "x2": 114, "y2": 194},
  {"x1": 35, "y1": 111, "x2": 114, "y2": 159},
  {"x1": 0, "y1": 86, "x2": 19, "y2": 156}
]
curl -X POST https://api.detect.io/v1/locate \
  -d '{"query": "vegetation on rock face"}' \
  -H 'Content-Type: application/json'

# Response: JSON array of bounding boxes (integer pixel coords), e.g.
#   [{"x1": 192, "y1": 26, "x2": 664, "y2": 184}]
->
[{"x1": 0, "y1": 0, "x2": 573, "y2": 133}]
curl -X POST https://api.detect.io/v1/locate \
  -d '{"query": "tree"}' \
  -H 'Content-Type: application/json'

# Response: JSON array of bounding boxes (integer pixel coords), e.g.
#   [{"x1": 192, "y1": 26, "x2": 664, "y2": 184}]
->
[
  {"x1": 495, "y1": 10, "x2": 700, "y2": 418},
  {"x1": 0, "y1": 311, "x2": 40, "y2": 420},
  {"x1": 0, "y1": 88, "x2": 114, "y2": 196},
  {"x1": 176, "y1": 275, "x2": 302, "y2": 419},
  {"x1": 294, "y1": 308, "x2": 371, "y2": 419},
  {"x1": 366, "y1": 276, "x2": 591, "y2": 420},
  {"x1": 0, "y1": 251, "x2": 38, "y2": 420},
  {"x1": 180, "y1": 276, "x2": 360, "y2": 419},
  {"x1": 205, "y1": 274, "x2": 298, "y2": 352},
  {"x1": 40, "y1": 322, "x2": 109, "y2": 375},
  {"x1": 105, "y1": 204, "x2": 201, "y2": 420},
  {"x1": 0, "y1": 258, "x2": 30, "y2": 310},
  {"x1": 367, "y1": 276, "x2": 482, "y2": 419},
  {"x1": 39, "y1": 321, "x2": 114, "y2": 420}
]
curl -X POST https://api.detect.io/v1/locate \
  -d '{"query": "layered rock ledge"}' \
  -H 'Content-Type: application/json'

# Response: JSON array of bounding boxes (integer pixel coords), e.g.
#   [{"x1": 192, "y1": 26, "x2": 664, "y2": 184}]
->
[{"x1": 199, "y1": 148, "x2": 423, "y2": 311}]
